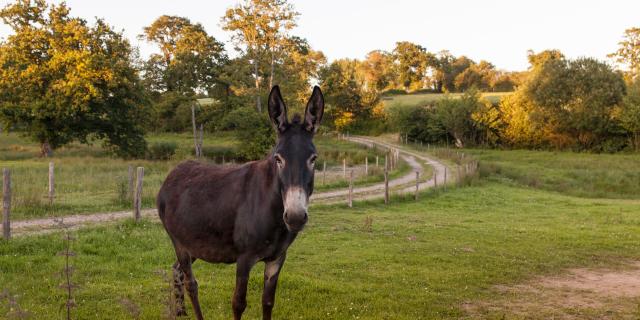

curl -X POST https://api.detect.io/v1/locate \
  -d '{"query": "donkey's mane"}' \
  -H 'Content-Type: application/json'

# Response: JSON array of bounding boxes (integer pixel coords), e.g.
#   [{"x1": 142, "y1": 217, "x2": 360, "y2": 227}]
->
[{"x1": 290, "y1": 113, "x2": 303, "y2": 125}]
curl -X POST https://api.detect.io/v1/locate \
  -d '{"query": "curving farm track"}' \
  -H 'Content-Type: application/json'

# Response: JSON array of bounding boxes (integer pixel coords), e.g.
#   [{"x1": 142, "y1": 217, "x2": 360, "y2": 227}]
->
[{"x1": 10, "y1": 137, "x2": 453, "y2": 237}]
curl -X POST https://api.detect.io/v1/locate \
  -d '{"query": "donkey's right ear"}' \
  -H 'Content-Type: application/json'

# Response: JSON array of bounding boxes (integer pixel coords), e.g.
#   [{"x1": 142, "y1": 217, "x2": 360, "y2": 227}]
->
[{"x1": 268, "y1": 86, "x2": 289, "y2": 133}]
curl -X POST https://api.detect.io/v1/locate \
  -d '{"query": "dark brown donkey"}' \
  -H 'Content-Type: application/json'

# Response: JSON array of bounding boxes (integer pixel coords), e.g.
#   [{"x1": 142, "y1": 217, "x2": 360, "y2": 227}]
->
[{"x1": 157, "y1": 86, "x2": 324, "y2": 320}]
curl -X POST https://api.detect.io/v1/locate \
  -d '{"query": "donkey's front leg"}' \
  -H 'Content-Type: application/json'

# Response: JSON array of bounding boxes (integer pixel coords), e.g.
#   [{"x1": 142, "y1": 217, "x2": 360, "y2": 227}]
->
[
  {"x1": 262, "y1": 253, "x2": 287, "y2": 320},
  {"x1": 232, "y1": 256, "x2": 256, "y2": 320}
]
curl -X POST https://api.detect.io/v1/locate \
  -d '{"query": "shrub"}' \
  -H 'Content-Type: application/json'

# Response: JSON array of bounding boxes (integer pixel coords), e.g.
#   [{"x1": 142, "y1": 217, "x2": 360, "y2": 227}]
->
[
  {"x1": 147, "y1": 142, "x2": 177, "y2": 160},
  {"x1": 223, "y1": 107, "x2": 275, "y2": 160}
]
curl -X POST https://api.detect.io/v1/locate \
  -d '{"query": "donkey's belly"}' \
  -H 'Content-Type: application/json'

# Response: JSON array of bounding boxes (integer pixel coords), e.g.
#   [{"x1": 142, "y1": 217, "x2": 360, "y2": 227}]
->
[{"x1": 191, "y1": 244, "x2": 238, "y2": 264}]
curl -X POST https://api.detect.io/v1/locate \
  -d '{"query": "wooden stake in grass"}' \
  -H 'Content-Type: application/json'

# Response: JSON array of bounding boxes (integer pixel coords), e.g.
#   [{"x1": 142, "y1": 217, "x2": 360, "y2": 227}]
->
[
  {"x1": 384, "y1": 158, "x2": 389, "y2": 205},
  {"x1": 348, "y1": 170, "x2": 353, "y2": 208},
  {"x1": 127, "y1": 165, "x2": 134, "y2": 200},
  {"x1": 343, "y1": 158, "x2": 346, "y2": 179},
  {"x1": 365, "y1": 157, "x2": 368, "y2": 175},
  {"x1": 134, "y1": 167, "x2": 144, "y2": 223},
  {"x1": 444, "y1": 167, "x2": 447, "y2": 191},
  {"x1": 434, "y1": 169, "x2": 438, "y2": 188},
  {"x1": 322, "y1": 161, "x2": 326, "y2": 186},
  {"x1": 415, "y1": 171, "x2": 420, "y2": 200},
  {"x1": 2, "y1": 168, "x2": 10, "y2": 240},
  {"x1": 376, "y1": 155, "x2": 379, "y2": 168},
  {"x1": 48, "y1": 161, "x2": 55, "y2": 204}
]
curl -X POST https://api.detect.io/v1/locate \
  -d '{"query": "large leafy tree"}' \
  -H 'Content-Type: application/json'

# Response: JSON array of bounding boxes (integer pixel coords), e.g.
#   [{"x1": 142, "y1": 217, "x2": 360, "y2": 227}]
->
[
  {"x1": 392, "y1": 41, "x2": 433, "y2": 91},
  {"x1": 221, "y1": 0, "x2": 298, "y2": 112},
  {"x1": 140, "y1": 15, "x2": 227, "y2": 95},
  {"x1": 620, "y1": 78, "x2": 640, "y2": 150},
  {"x1": 609, "y1": 27, "x2": 640, "y2": 79},
  {"x1": 319, "y1": 59, "x2": 379, "y2": 131},
  {"x1": 360, "y1": 50, "x2": 395, "y2": 92},
  {"x1": 502, "y1": 50, "x2": 626, "y2": 150},
  {"x1": 0, "y1": 0, "x2": 147, "y2": 157}
]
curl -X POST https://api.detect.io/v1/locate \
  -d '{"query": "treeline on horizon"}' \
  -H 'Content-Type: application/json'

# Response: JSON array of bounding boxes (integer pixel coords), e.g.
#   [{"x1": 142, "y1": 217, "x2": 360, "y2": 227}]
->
[{"x1": 0, "y1": 0, "x2": 639, "y2": 158}]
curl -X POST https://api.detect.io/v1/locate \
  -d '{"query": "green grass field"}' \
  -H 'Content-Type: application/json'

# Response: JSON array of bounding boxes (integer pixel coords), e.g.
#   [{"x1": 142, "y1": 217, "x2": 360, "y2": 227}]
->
[
  {"x1": 1, "y1": 182, "x2": 639, "y2": 319},
  {"x1": 465, "y1": 148, "x2": 640, "y2": 200},
  {"x1": 0, "y1": 133, "x2": 396, "y2": 219},
  {"x1": 382, "y1": 92, "x2": 512, "y2": 110}
]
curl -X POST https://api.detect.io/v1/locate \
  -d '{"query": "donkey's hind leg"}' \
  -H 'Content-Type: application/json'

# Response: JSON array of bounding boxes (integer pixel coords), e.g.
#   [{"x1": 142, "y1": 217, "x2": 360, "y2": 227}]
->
[
  {"x1": 177, "y1": 253, "x2": 204, "y2": 320},
  {"x1": 172, "y1": 261, "x2": 187, "y2": 316}
]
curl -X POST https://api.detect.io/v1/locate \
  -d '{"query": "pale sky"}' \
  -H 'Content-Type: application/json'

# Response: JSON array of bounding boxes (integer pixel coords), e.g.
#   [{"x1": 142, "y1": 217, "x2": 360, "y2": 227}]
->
[{"x1": 0, "y1": 0, "x2": 638, "y2": 71}]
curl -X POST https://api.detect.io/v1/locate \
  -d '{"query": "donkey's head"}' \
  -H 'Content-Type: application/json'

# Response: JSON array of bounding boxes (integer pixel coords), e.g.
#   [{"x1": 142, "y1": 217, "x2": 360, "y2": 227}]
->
[{"x1": 268, "y1": 85, "x2": 324, "y2": 233}]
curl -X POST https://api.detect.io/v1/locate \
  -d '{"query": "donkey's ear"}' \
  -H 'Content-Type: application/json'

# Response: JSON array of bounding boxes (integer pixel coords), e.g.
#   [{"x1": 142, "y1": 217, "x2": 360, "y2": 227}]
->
[
  {"x1": 268, "y1": 86, "x2": 288, "y2": 133},
  {"x1": 303, "y1": 86, "x2": 324, "y2": 133}
]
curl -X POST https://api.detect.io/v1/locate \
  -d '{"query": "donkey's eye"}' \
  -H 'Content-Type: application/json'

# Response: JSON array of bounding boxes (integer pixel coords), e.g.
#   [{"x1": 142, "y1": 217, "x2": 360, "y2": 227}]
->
[
  {"x1": 275, "y1": 154, "x2": 284, "y2": 167},
  {"x1": 309, "y1": 155, "x2": 317, "y2": 166}
]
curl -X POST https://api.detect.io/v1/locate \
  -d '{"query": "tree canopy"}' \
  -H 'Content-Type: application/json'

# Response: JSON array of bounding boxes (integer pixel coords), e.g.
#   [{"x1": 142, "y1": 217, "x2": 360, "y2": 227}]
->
[{"x1": 0, "y1": 0, "x2": 147, "y2": 157}]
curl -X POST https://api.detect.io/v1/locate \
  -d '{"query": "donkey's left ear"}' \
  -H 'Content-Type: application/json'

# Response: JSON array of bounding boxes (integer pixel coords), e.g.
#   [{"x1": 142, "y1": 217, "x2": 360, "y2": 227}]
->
[{"x1": 303, "y1": 86, "x2": 324, "y2": 133}]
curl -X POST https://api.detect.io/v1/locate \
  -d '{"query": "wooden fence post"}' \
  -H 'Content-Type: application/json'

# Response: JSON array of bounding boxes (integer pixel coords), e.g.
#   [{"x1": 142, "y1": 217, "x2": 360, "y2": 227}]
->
[
  {"x1": 134, "y1": 167, "x2": 144, "y2": 223},
  {"x1": 128, "y1": 165, "x2": 134, "y2": 200},
  {"x1": 343, "y1": 158, "x2": 346, "y2": 179},
  {"x1": 376, "y1": 155, "x2": 379, "y2": 168},
  {"x1": 322, "y1": 161, "x2": 326, "y2": 186},
  {"x1": 415, "y1": 171, "x2": 419, "y2": 201},
  {"x1": 348, "y1": 170, "x2": 353, "y2": 208},
  {"x1": 444, "y1": 167, "x2": 447, "y2": 191},
  {"x1": 458, "y1": 165, "x2": 462, "y2": 186},
  {"x1": 365, "y1": 157, "x2": 368, "y2": 175},
  {"x1": 48, "y1": 161, "x2": 54, "y2": 204},
  {"x1": 434, "y1": 169, "x2": 438, "y2": 188},
  {"x1": 2, "y1": 168, "x2": 10, "y2": 240},
  {"x1": 384, "y1": 157, "x2": 389, "y2": 205}
]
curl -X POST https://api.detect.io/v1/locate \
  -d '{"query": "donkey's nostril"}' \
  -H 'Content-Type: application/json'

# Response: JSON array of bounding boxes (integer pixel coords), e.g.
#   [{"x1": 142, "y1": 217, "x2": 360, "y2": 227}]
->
[{"x1": 284, "y1": 212, "x2": 289, "y2": 220}]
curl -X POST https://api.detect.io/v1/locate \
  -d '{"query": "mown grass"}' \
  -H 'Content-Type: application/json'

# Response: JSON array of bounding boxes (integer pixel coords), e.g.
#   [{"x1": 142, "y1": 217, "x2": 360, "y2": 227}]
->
[
  {"x1": 465, "y1": 148, "x2": 640, "y2": 200},
  {"x1": 1, "y1": 183, "x2": 639, "y2": 319},
  {"x1": 382, "y1": 92, "x2": 512, "y2": 110},
  {"x1": 0, "y1": 133, "x2": 393, "y2": 219}
]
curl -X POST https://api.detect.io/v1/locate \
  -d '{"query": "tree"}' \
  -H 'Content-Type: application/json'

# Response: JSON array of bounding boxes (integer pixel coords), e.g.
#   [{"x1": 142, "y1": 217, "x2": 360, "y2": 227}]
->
[
  {"x1": 435, "y1": 90, "x2": 484, "y2": 148},
  {"x1": 274, "y1": 36, "x2": 326, "y2": 111},
  {"x1": 360, "y1": 50, "x2": 394, "y2": 92},
  {"x1": 609, "y1": 27, "x2": 640, "y2": 79},
  {"x1": 0, "y1": 0, "x2": 147, "y2": 157},
  {"x1": 502, "y1": 51, "x2": 627, "y2": 150},
  {"x1": 620, "y1": 79, "x2": 640, "y2": 150},
  {"x1": 392, "y1": 41, "x2": 432, "y2": 91},
  {"x1": 221, "y1": 0, "x2": 299, "y2": 112},
  {"x1": 319, "y1": 59, "x2": 379, "y2": 131},
  {"x1": 140, "y1": 15, "x2": 227, "y2": 95}
]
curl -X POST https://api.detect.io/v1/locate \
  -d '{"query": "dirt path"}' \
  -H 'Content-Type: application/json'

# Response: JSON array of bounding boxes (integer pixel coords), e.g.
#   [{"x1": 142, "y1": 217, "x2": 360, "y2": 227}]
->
[
  {"x1": 464, "y1": 261, "x2": 640, "y2": 319},
  {"x1": 9, "y1": 137, "x2": 451, "y2": 237}
]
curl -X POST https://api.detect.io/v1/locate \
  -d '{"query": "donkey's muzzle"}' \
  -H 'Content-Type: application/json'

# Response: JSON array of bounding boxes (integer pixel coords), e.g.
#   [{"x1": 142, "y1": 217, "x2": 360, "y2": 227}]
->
[
  {"x1": 283, "y1": 186, "x2": 309, "y2": 232},
  {"x1": 284, "y1": 210, "x2": 307, "y2": 232}
]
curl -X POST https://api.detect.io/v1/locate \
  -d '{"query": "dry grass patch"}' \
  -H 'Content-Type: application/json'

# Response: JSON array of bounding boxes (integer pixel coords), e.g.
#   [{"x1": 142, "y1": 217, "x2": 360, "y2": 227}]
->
[{"x1": 465, "y1": 261, "x2": 640, "y2": 319}]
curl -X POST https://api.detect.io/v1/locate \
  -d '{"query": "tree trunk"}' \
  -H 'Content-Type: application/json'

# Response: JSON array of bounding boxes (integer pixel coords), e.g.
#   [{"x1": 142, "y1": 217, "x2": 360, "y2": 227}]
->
[
  {"x1": 269, "y1": 49, "x2": 275, "y2": 90},
  {"x1": 40, "y1": 142, "x2": 53, "y2": 158},
  {"x1": 254, "y1": 53, "x2": 262, "y2": 113}
]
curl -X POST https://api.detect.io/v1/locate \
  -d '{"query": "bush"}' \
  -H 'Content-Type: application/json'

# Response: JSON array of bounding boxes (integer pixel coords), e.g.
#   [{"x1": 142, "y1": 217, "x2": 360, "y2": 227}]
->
[
  {"x1": 223, "y1": 107, "x2": 275, "y2": 160},
  {"x1": 146, "y1": 142, "x2": 177, "y2": 160},
  {"x1": 381, "y1": 89, "x2": 408, "y2": 96},
  {"x1": 201, "y1": 145, "x2": 238, "y2": 161}
]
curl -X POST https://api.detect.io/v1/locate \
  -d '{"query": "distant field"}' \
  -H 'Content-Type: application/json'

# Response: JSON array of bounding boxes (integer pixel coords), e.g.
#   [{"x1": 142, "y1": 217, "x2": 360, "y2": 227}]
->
[
  {"x1": 2, "y1": 183, "x2": 640, "y2": 319},
  {"x1": 464, "y1": 148, "x2": 640, "y2": 200},
  {"x1": 0, "y1": 132, "x2": 393, "y2": 219},
  {"x1": 382, "y1": 92, "x2": 512, "y2": 109},
  {"x1": 393, "y1": 139, "x2": 640, "y2": 200}
]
